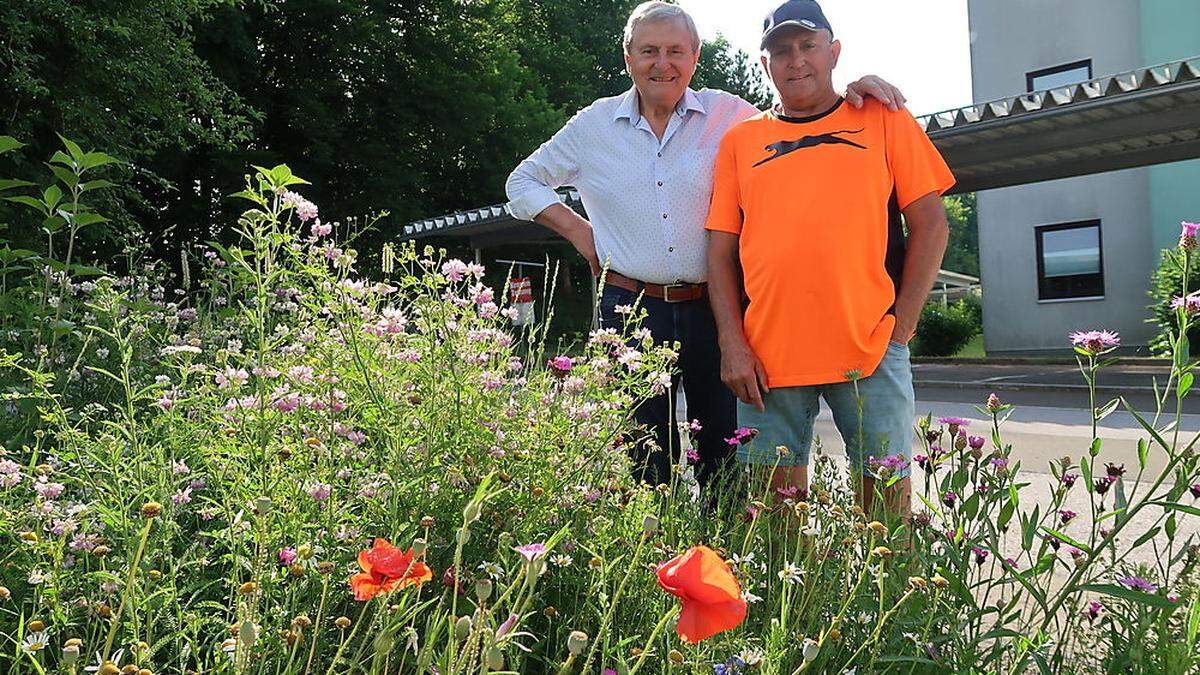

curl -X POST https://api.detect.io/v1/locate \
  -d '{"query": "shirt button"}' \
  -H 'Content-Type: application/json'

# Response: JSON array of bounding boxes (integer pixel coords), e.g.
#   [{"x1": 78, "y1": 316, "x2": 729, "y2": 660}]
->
[
  {"x1": 662, "y1": 213, "x2": 668, "y2": 219},
  {"x1": 668, "y1": 246, "x2": 675, "y2": 252},
  {"x1": 657, "y1": 181, "x2": 663, "y2": 187},
  {"x1": 657, "y1": 152, "x2": 662, "y2": 158}
]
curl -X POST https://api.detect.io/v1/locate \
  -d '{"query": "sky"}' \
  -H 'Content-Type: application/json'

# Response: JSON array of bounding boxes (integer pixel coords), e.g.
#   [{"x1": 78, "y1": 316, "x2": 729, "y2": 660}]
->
[{"x1": 678, "y1": 0, "x2": 975, "y2": 116}]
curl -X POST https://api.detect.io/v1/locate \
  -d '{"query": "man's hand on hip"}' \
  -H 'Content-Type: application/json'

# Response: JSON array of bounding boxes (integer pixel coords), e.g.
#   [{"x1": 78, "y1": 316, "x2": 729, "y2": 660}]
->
[
  {"x1": 720, "y1": 338, "x2": 770, "y2": 412},
  {"x1": 568, "y1": 225, "x2": 601, "y2": 277},
  {"x1": 533, "y1": 203, "x2": 600, "y2": 276}
]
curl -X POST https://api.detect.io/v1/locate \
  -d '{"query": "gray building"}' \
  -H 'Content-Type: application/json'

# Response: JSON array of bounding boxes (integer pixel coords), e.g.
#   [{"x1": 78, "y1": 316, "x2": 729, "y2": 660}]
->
[{"x1": 968, "y1": 0, "x2": 1200, "y2": 354}]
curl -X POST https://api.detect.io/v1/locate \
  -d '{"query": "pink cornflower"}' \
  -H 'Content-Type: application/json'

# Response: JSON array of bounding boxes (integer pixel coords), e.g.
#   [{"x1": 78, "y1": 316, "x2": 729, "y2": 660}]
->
[
  {"x1": 939, "y1": 417, "x2": 970, "y2": 433},
  {"x1": 1058, "y1": 509, "x2": 1077, "y2": 525},
  {"x1": 986, "y1": 393, "x2": 1003, "y2": 412},
  {"x1": 1171, "y1": 293, "x2": 1200, "y2": 315},
  {"x1": 513, "y1": 543, "x2": 547, "y2": 562},
  {"x1": 171, "y1": 487, "x2": 192, "y2": 505},
  {"x1": 279, "y1": 547, "x2": 298, "y2": 565},
  {"x1": 34, "y1": 479, "x2": 65, "y2": 499},
  {"x1": 441, "y1": 259, "x2": 469, "y2": 281},
  {"x1": 968, "y1": 435, "x2": 986, "y2": 450},
  {"x1": 306, "y1": 483, "x2": 332, "y2": 501},
  {"x1": 1083, "y1": 600, "x2": 1102, "y2": 622},
  {"x1": 548, "y1": 356, "x2": 574, "y2": 374},
  {"x1": 310, "y1": 219, "x2": 332, "y2": 237},
  {"x1": 1181, "y1": 221, "x2": 1200, "y2": 249},
  {"x1": 1117, "y1": 575, "x2": 1158, "y2": 593},
  {"x1": 1068, "y1": 330, "x2": 1121, "y2": 355},
  {"x1": 274, "y1": 393, "x2": 300, "y2": 413}
]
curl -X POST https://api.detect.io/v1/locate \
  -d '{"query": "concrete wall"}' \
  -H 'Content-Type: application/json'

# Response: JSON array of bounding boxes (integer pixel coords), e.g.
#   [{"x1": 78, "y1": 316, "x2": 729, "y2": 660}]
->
[{"x1": 968, "y1": 0, "x2": 1158, "y2": 353}]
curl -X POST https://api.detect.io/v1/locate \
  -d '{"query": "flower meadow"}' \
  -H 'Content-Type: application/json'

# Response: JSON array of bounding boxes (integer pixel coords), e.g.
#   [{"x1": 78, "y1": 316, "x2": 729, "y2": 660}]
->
[{"x1": 2, "y1": 142, "x2": 1200, "y2": 673}]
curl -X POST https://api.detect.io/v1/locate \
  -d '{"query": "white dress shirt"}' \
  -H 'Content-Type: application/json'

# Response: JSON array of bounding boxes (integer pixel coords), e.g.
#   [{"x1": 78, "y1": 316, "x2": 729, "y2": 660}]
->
[{"x1": 505, "y1": 87, "x2": 759, "y2": 284}]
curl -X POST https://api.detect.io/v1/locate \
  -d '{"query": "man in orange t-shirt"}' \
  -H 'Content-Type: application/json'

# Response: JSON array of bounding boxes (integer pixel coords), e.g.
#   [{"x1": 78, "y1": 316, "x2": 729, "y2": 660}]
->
[{"x1": 705, "y1": 0, "x2": 955, "y2": 513}]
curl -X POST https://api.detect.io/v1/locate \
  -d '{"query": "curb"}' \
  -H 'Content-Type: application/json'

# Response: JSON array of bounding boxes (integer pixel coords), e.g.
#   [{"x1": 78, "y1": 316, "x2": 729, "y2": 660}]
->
[{"x1": 913, "y1": 379, "x2": 1155, "y2": 394}]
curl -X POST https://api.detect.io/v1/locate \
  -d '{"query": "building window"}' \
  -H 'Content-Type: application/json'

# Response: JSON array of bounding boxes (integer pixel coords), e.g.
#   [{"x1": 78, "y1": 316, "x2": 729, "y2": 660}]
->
[
  {"x1": 1036, "y1": 220, "x2": 1104, "y2": 300},
  {"x1": 1027, "y1": 60, "x2": 1093, "y2": 92}
]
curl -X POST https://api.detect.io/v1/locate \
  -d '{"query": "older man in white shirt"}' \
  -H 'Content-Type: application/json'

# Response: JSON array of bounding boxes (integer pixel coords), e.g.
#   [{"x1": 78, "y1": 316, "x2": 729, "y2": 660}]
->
[{"x1": 506, "y1": 0, "x2": 904, "y2": 491}]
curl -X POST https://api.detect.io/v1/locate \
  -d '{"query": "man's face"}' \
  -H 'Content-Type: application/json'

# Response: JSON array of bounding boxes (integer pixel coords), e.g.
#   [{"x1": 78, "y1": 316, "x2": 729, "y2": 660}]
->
[
  {"x1": 760, "y1": 27, "x2": 841, "y2": 109},
  {"x1": 624, "y1": 18, "x2": 700, "y2": 109}
]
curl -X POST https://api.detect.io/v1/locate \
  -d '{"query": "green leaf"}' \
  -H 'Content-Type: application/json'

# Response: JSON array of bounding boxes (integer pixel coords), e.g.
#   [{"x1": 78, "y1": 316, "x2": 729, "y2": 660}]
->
[
  {"x1": 79, "y1": 152, "x2": 120, "y2": 170},
  {"x1": 5, "y1": 195, "x2": 47, "y2": 215},
  {"x1": 0, "y1": 136, "x2": 24, "y2": 154},
  {"x1": 80, "y1": 179, "x2": 116, "y2": 192},
  {"x1": 0, "y1": 179, "x2": 35, "y2": 192},
  {"x1": 1167, "y1": 512, "x2": 1178, "y2": 540},
  {"x1": 57, "y1": 134, "x2": 84, "y2": 161},
  {"x1": 49, "y1": 150, "x2": 74, "y2": 167},
  {"x1": 1081, "y1": 456, "x2": 1093, "y2": 493},
  {"x1": 42, "y1": 185, "x2": 62, "y2": 211},
  {"x1": 1078, "y1": 583, "x2": 1177, "y2": 610},
  {"x1": 73, "y1": 212, "x2": 109, "y2": 228},
  {"x1": 1040, "y1": 526, "x2": 1091, "y2": 554},
  {"x1": 1149, "y1": 500, "x2": 1200, "y2": 518},
  {"x1": 1181, "y1": 372, "x2": 1195, "y2": 398},
  {"x1": 1089, "y1": 437, "x2": 1102, "y2": 457},
  {"x1": 49, "y1": 164, "x2": 79, "y2": 189},
  {"x1": 1138, "y1": 438, "x2": 1149, "y2": 470},
  {"x1": 1133, "y1": 526, "x2": 1161, "y2": 549}
]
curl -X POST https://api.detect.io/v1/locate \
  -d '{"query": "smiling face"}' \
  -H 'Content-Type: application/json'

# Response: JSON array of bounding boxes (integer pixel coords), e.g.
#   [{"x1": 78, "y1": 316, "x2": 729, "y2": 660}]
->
[
  {"x1": 623, "y1": 18, "x2": 700, "y2": 111},
  {"x1": 760, "y1": 26, "x2": 841, "y2": 112}
]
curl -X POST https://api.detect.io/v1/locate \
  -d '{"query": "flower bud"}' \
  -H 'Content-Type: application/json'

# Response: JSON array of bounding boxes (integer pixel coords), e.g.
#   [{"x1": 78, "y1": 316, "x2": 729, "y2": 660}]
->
[
  {"x1": 238, "y1": 581, "x2": 257, "y2": 595},
  {"x1": 0, "y1": 586, "x2": 10, "y2": 601},
  {"x1": 803, "y1": 638, "x2": 819, "y2": 662},
  {"x1": 98, "y1": 664, "x2": 120, "y2": 675},
  {"x1": 19, "y1": 531, "x2": 38, "y2": 543},
  {"x1": 567, "y1": 630, "x2": 589, "y2": 655},
  {"x1": 239, "y1": 619, "x2": 258, "y2": 647},
  {"x1": 873, "y1": 546, "x2": 893, "y2": 558},
  {"x1": 292, "y1": 615, "x2": 313, "y2": 629},
  {"x1": 93, "y1": 545, "x2": 110, "y2": 558},
  {"x1": 641, "y1": 514, "x2": 659, "y2": 536},
  {"x1": 867, "y1": 521, "x2": 888, "y2": 537},
  {"x1": 474, "y1": 579, "x2": 493, "y2": 603},
  {"x1": 141, "y1": 501, "x2": 162, "y2": 519},
  {"x1": 335, "y1": 616, "x2": 352, "y2": 629},
  {"x1": 63, "y1": 644, "x2": 80, "y2": 665},
  {"x1": 668, "y1": 649, "x2": 685, "y2": 664},
  {"x1": 420, "y1": 515, "x2": 435, "y2": 528},
  {"x1": 931, "y1": 574, "x2": 949, "y2": 588},
  {"x1": 255, "y1": 496, "x2": 272, "y2": 517},
  {"x1": 454, "y1": 615, "x2": 473, "y2": 641},
  {"x1": 486, "y1": 646, "x2": 504, "y2": 671},
  {"x1": 147, "y1": 570, "x2": 163, "y2": 581},
  {"x1": 374, "y1": 630, "x2": 394, "y2": 656},
  {"x1": 28, "y1": 620, "x2": 45, "y2": 632},
  {"x1": 463, "y1": 501, "x2": 482, "y2": 524}
]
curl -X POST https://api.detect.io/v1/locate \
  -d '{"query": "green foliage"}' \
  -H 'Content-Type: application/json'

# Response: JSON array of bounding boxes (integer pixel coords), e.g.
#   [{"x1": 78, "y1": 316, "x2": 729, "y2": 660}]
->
[
  {"x1": 694, "y1": 35, "x2": 773, "y2": 110},
  {"x1": 911, "y1": 298, "x2": 982, "y2": 357},
  {"x1": 1148, "y1": 247, "x2": 1200, "y2": 356},
  {"x1": 941, "y1": 193, "x2": 979, "y2": 277}
]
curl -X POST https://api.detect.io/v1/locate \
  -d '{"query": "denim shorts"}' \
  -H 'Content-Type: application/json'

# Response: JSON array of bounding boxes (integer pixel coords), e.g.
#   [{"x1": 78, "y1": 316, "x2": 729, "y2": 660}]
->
[{"x1": 736, "y1": 341, "x2": 915, "y2": 478}]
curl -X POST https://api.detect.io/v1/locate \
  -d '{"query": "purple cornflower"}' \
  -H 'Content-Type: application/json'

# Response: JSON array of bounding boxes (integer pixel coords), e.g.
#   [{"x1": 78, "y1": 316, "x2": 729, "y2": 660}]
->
[
  {"x1": 1171, "y1": 293, "x2": 1200, "y2": 315},
  {"x1": 914, "y1": 454, "x2": 933, "y2": 472},
  {"x1": 990, "y1": 457, "x2": 1008, "y2": 470},
  {"x1": 171, "y1": 486, "x2": 192, "y2": 505},
  {"x1": 1181, "y1": 221, "x2": 1200, "y2": 249},
  {"x1": 1069, "y1": 330, "x2": 1121, "y2": 355},
  {"x1": 724, "y1": 427, "x2": 758, "y2": 446},
  {"x1": 1043, "y1": 534, "x2": 1061, "y2": 551},
  {"x1": 939, "y1": 417, "x2": 970, "y2": 434},
  {"x1": 968, "y1": 436, "x2": 986, "y2": 450},
  {"x1": 1095, "y1": 476, "x2": 1115, "y2": 495},
  {"x1": 1083, "y1": 600, "x2": 1103, "y2": 622},
  {"x1": 306, "y1": 482, "x2": 332, "y2": 501},
  {"x1": 33, "y1": 479, "x2": 65, "y2": 499},
  {"x1": 942, "y1": 490, "x2": 957, "y2": 508},
  {"x1": 1105, "y1": 463, "x2": 1126, "y2": 478},
  {"x1": 972, "y1": 546, "x2": 989, "y2": 564},
  {"x1": 1059, "y1": 509, "x2": 1077, "y2": 525},
  {"x1": 1190, "y1": 484, "x2": 1200, "y2": 499},
  {"x1": 1117, "y1": 576, "x2": 1158, "y2": 593},
  {"x1": 1061, "y1": 473, "x2": 1078, "y2": 489}
]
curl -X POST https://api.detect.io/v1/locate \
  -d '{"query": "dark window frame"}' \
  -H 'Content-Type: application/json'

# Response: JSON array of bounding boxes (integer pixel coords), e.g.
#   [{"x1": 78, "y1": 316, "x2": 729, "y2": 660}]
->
[
  {"x1": 1026, "y1": 59, "x2": 1093, "y2": 92},
  {"x1": 1035, "y1": 219, "x2": 1105, "y2": 301}
]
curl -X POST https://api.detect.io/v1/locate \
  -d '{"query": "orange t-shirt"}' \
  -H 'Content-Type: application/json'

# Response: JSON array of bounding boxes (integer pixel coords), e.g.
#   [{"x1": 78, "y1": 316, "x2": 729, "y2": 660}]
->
[{"x1": 705, "y1": 98, "x2": 955, "y2": 387}]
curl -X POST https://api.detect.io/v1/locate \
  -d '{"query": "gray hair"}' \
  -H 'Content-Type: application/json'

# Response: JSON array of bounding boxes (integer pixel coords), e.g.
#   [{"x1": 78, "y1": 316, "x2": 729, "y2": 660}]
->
[{"x1": 622, "y1": 2, "x2": 701, "y2": 54}]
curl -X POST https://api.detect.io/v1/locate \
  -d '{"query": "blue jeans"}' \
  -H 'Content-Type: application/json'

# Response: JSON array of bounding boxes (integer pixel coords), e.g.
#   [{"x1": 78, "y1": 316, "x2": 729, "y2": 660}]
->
[
  {"x1": 598, "y1": 285, "x2": 737, "y2": 489},
  {"x1": 736, "y1": 340, "x2": 914, "y2": 478}
]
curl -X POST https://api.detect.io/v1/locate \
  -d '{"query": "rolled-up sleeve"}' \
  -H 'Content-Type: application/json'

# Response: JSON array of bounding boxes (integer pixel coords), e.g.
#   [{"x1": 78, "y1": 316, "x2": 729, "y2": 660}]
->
[{"x1": 505, "y1": 110, "x2": 585, "y2": 221}]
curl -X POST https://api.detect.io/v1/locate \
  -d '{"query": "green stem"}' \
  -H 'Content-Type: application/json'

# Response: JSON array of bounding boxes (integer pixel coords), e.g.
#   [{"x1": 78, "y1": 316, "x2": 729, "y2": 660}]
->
[{"x1": 102, "y1": 516, "x2": 154, "y2": 661}]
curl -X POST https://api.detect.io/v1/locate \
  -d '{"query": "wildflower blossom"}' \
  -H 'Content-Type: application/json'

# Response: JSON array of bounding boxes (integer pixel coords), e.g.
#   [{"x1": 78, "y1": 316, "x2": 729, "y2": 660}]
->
[
  {"x1": 656, "y1": 546, "x2": 747, "y2": 643},
  {"x1": 1171, "y1": 293, "x2": 1200, "y2": 315},
  {"x1": 349, "y1": 538, "x2": 431, "y2": 601},
  {"x1": 281, "y1": 191, "x2": 319, "y2": 222},
  {"x1": 306, "y1": 483, "x2": 332, "y2": 501},
  {"x1": 1180, "y1": 221, "x2": 1200, "y2": 249},
  {"x1": 1083, "y1": 600, "x2": 1103, "y2": 622},
  {"x1": 513, "y1": 543, "x2": 548, "y2": 562},
  {"x1": 777, "y1": 563, "x2": 804, "y2": 584},
  {"x1": 1069, "y1": 330, "x2": 1121, "y2": 355},
  {"x1": 939, "y1": 417, "x2": 970, "y2": 434},
  {"x1": 1117, "y1": 576, "x2": 1158, "y2": 593}
]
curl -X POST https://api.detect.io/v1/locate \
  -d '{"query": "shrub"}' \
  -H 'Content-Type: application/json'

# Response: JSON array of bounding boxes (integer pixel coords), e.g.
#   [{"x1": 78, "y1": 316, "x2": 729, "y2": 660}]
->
[
  {"x1": 1148, "y1": 246, "x2": 1200, "y2": 356},
  {"x1": 911, "y1": 298, "x2": 981, "y2": 357}
]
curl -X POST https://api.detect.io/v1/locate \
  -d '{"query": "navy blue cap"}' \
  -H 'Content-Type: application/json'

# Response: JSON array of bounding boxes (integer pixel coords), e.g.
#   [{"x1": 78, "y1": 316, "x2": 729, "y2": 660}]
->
[{"x1": 761, "y1": 0, "x2": 833, "y2": 49}]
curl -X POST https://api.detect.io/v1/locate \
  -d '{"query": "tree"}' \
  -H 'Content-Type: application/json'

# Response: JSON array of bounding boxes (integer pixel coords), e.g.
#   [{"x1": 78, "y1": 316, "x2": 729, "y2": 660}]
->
[
  {"x1": 694, "y1": 35, "x2": 773, "y2": 110},
  {"x1": 941, "y1": 192, "x2": 979, "y2": 277}
]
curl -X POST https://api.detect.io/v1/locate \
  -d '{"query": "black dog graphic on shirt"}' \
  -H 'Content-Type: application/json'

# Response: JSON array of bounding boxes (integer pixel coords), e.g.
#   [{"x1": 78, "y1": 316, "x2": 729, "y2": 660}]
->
[{"x1": 753, "y1": 128, "x2": 866, "y2": 167}]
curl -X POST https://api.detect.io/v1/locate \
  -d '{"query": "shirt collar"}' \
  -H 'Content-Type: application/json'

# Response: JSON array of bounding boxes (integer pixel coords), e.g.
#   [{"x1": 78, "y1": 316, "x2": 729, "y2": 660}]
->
[{"x1": 613, "y1": 87, "x2": 708, "y2": 123}]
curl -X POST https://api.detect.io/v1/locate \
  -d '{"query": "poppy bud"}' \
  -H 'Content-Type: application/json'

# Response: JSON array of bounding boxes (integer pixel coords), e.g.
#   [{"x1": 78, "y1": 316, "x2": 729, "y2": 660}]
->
[
  {"x1": 0, "y1": 586, "x2": 10, "y2": 601},
  {"x1": 486, "y1": 646, "x2": 505, "y2": 670},
  {"x1": 255, "y1": 496, "x2": 272, "y2": 516},
  {"x1": 63, "y1": 644, "x2": 80, "y2": 665},
  {"x1": 93, "y1": 545, "x2": 110, "y2": 557},
  {"x1": 454, "y1": 615, "x2": 473, "y2": 641},
  {"x1": 98, "y1": 664, "x2": 120, "y2": 675},
  {"x1": 932, "y1": 574, "x2": 949, "y2": 588},
  {"x1": 412, "y1": 538, "x2": 427, "y2": 556},
  {"x1": 474, "y1": 579, "x2": 493, "y2": 603},
  {"x1": 463, "y1": 501, "x2": 481, "y2": 524},
  {"x1": 239, "y1": 619, "x2": 258, "y2": 647},
  {"x1": 567, "y1": 630, "x2": 589, "y2": 655},
  {"x1": 641, "y1": 514, "x2": 659, "y2": 536},
  {"x1": 292, "y1": 615, "x2": 312, "y2": 629}
]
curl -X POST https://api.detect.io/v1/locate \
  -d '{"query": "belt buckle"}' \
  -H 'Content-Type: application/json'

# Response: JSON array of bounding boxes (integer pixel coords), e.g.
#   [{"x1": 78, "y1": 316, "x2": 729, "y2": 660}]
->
[{"x1": 663, "y1": 283, "x2": 690, "y2": 303}]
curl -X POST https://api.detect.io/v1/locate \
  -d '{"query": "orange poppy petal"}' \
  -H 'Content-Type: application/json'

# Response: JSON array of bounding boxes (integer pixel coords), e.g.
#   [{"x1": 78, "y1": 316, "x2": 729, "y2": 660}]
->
[
  {"x1": 657, "y1": 546, "x2": 742, "y2": 605},
  {"x1": 350, "y1": 571, "x2": 381, "y2": 601},
  {"x1": 358, "y1": 549, "x2": 374, "y2": 573},
  {"x1": 400, "y1": 562, "x2": 433, "y2": 588},
  {"x1": 676, "y1": 598, "x2": 748, "y2": 644}
]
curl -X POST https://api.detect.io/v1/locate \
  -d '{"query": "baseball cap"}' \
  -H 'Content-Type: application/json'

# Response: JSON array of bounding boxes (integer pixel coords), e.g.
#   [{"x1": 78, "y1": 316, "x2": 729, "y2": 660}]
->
[{"x1": 761, "y1": 0, "x2": 833, "y2": 49}]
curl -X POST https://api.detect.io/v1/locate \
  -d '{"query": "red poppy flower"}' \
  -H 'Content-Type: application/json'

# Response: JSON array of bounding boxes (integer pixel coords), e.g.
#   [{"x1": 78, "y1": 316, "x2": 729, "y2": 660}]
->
[
  {"x1": 656, "y1": 546, "x2": 747, "y2": 643},
  {"x1": 349, "y1": 538, "x2": 432, "y2": 601}
]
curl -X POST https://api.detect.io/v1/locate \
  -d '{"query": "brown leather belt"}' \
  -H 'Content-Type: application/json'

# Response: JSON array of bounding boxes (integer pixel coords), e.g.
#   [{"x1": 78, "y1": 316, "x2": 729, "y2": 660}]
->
[{"x1": 605, "y1": 270, "x2": 707, "y2": 303}]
